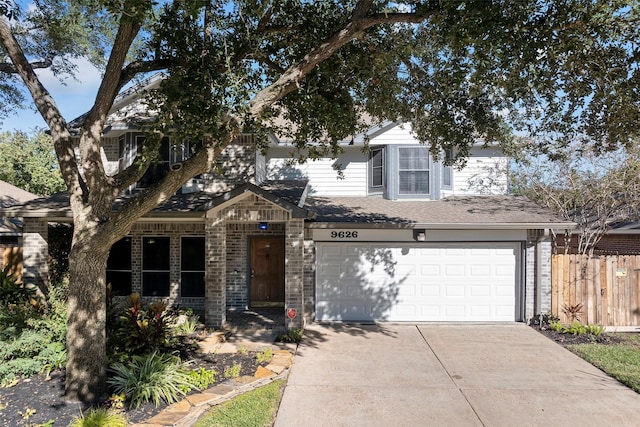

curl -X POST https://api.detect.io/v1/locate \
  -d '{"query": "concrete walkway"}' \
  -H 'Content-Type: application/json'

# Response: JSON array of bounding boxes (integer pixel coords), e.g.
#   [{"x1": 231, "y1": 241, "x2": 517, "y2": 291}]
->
[{"x1": 275, "y1": 323, "x2": 640, "y2": 427}]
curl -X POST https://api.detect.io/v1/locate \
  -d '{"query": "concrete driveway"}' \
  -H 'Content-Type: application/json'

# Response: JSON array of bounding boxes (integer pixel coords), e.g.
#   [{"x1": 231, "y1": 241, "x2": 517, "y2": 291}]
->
[{"x1": 275, "y1": 324, "x2": 640, "y2": 427}]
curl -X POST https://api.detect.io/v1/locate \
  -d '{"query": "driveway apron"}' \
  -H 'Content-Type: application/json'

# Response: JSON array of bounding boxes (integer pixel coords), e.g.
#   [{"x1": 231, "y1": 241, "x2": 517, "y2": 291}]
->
[{"x1": 275, "y1": 323, "x2": 640, "y2": 427}]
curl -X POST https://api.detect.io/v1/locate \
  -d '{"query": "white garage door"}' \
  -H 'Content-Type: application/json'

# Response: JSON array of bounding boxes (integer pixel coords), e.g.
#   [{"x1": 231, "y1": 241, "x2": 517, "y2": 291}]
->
[{"x1": 316, "y1": 242, "x2": 519, "y2": 322}]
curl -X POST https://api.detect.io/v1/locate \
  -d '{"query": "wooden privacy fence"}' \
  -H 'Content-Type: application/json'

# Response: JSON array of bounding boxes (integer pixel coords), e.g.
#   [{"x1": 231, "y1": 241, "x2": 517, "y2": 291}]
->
[
  {"x1": 552, "y1": 254, "x2": 640, "y2": 326},
  {"x1": 1, "y1": 247, "x2": 23, "y2": 283}
]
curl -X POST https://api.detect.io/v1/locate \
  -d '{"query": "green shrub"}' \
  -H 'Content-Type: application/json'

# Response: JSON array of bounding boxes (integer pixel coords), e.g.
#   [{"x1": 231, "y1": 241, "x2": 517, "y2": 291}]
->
[
  {"x1": 256, "y1": 348, "x2": 272, "y2": 364},
  {"x1": 0, "y1": 357, "x2": 42, "y2": 379},
  {"x1": 187, "y1": 367, "x2": 217, "y2": 390},
  {"x1": 38, "y1": 342, "x2": 66, "y2": 380},
  {"x1": 68, "y1": 407, "x2": 128, "y2": 427},
  {"x1": 173, "y1": 313, "x2": 200, "y2": 335},
  {"x1": 0, "y1": 265, "x2": 37, "y2": 307},
  {"x1": 276, "y1": 328, "x2": 303, "y2": 343},
  {"x1": 0, "y1": 277, "x2": 68, "y2": 384},
  {"x1": 549, "y1": 320, "x2": 563, "y2": 332},
  {"x1": 224, "y1": 363, "x2": 242, "y2": 379},
  {"x1": 108, "y1": 351, "x2": 193, "y2": 408},
  {"x1": 584, "y1": 324, "x2": 605, "y2": 336},
  {"x1": 563, "y1": 320, "x2": 587, "y2": 335}
]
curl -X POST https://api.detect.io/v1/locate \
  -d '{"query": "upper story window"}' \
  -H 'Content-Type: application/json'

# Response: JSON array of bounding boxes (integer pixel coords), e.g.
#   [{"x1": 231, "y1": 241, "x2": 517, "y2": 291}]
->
[
  {"x1": 398, "y1": 147, "x2": 429, "y2": 195},
  {"x1": 136, "y1": 137, "x2": 201, "y2": 188},
  {"x1": 441, "y1": 148, "x2": 453, "y2": 190},
  {"x1": 369, "y1": 147, "x2": 384, "y2": 188}
]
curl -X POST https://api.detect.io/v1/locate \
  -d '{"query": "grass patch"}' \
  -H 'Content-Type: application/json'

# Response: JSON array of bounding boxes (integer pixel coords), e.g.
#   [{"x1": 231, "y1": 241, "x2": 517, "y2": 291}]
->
[
  {"x1": 568, "y1": 333, "x2": 640, "y2": 393},
  {"x1": 194, "y1": 379, "x2": 285, "y2": 427}
]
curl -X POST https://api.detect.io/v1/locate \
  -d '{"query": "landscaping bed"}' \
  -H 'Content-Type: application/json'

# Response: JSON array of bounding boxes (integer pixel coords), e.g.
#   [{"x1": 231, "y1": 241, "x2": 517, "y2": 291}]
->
[
  {"x1": 533, "y1": 323, "x2": 640, "y2": 394},
  {"x1": 0, "y1": 342, "x2": 261, "y2": 427}
]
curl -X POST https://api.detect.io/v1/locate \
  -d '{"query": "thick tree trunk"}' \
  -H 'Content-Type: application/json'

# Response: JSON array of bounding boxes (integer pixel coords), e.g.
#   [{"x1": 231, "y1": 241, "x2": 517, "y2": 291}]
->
[{"x1": 64, "y1": 231, "x2": 110, "y2": 402}]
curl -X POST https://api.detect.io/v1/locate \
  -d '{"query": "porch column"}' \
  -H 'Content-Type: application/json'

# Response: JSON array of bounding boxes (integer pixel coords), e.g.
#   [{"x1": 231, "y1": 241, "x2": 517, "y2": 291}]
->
[
  {"x1": 22, "y1": 218, "x2": 48, "y2": 291},
  {"x1": 205, "y1": 216, "x2": 226, "y2": 328},
  {"x1": 285, "y1": 218, "x2": 305, "y2": 329}
]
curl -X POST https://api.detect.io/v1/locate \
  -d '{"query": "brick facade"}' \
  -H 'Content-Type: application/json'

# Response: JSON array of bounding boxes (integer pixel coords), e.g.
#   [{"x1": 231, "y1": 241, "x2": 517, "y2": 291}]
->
[
  {"x1": 225, "y1": 222, "x2": 285, "y2": 309},
  {"x1": 204, "y1": 193, "x2": 305, "y2": 328},
  {"x1": 127, "y1": 222, "x2": 206, "y2": 311},
  {"x1": 556, "y1": 233, "x2": 640, "y2": 255},
  {"x1": 22, "y1": 218, "x2": 48, "y2": 290}
]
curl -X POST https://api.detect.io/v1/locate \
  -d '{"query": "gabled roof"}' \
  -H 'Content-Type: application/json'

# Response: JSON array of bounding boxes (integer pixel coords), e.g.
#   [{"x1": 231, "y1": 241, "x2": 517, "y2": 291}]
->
[
  {"x1": 200, "y1": 181, "x2": 312, "y2": 219},
  {"x1": 305, "y1": 195, "x2": 574, "y2": 229}
]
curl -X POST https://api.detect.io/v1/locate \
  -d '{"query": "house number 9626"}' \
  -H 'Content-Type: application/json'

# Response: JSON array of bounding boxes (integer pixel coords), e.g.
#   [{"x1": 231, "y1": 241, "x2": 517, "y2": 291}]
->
[{"x1": 330, "y1": 231, "x2": 358, "y2": 239}]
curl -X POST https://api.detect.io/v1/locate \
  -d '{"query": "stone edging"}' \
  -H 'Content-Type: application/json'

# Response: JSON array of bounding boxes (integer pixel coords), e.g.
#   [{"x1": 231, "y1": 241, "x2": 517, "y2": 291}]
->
[{"x1": 131, "y1": 349, "x2": 295, "y2": 427}]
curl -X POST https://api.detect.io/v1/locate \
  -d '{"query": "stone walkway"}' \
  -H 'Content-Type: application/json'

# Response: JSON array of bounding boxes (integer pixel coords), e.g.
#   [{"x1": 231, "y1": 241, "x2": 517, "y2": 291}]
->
[{"x1": 131, "y1": 330, "x2": 296, "y2": 427}]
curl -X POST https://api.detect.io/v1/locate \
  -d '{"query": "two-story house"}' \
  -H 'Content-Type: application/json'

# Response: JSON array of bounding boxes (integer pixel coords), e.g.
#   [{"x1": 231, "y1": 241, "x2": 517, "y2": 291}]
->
[{"x1": 3, "y1": 78, "x2": 572, "y2": 329}]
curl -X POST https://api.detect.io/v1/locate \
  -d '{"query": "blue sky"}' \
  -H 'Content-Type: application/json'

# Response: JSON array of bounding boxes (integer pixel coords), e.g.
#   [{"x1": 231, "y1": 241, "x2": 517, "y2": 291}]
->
[{"x1": 0, "y1": 57, "x2": 103, "y2": 133}]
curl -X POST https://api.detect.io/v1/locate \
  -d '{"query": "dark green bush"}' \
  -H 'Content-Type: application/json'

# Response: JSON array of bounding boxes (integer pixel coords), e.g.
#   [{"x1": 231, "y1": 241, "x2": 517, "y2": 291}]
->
[
  {"x1": 0, "y1": 275, "x2": 67, "y2": 384},
  {"x1": 0, "y1": 264, "x2": 37, "y2": 307}
]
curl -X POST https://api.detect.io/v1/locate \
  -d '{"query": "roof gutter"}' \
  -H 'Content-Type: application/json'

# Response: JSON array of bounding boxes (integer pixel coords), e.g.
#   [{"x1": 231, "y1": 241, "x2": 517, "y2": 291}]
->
[{"x1": 307, "y1": 222, "x2": 576, "y2": 230}]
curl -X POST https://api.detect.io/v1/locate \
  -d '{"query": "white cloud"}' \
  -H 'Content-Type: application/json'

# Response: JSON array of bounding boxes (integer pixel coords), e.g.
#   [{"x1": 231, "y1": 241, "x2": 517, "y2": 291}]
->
[{"x1": 35, "y1": 57, "x2": 103, "y2": 97}]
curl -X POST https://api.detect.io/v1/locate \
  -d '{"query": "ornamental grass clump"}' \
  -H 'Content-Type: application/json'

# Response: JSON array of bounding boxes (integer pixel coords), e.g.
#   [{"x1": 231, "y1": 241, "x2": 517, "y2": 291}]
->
[{"x1": 108, "y1": 351, "x2": 193, "y2": 408}]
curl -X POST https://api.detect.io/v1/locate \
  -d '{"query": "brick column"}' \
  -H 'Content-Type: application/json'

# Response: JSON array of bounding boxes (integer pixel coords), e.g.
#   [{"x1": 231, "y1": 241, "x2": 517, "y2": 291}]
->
[
  {"x1": 539, "y1": 240, "x2": 552, "y2": 314},
  {"x1": 524, "y1": 236, "x2": 553, "y2": 323},
  {"x1": 285, "y1": 219, "x2": 304, "y2": 329},
  {"x1": 22, "y1": 218, "x2": 48, "y2": 291},
  {"x1": 205, "y1": 216, "x2": 226, "y2": 328},
  {"x1": 302, "y1": 234, "x2": 315, "y2": 324}
]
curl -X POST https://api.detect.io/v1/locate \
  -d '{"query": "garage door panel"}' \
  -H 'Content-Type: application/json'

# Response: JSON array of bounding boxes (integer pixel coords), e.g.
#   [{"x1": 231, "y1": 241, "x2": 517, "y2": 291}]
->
[
  {"x1": 470, "y1": 285, "x2": 491, "y2": 296},
  {"x1": 316, "y1": 242, "x2": 519, "y2": 322}
]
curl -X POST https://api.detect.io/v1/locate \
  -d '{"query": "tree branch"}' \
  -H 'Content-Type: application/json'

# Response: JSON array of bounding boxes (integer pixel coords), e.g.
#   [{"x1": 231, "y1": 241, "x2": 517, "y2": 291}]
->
[
  {"x1": 0, "y1": 16, "x2": 77, "y2": 190},
  {"x1": 78, "y1": 14, "x2": 144, "y2": 200},
  {"x1": 248, "y1": 1, "x2": 434, "y2": 117},
  {"x1": 0, "y1": 53, "x2": 54, "y2": 73}
]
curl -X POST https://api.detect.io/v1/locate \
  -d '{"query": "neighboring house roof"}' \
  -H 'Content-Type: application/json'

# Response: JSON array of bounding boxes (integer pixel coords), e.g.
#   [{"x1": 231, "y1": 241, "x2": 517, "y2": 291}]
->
[
  {"x1": 305, "y1": 195, "x2": 574, "y2": 229},
  {"x1": 0, "y1": 181, "x2": 39, "y2": 208},
  {"x1": 0, "y1": 181, "x2": 40, "y2": 235}
]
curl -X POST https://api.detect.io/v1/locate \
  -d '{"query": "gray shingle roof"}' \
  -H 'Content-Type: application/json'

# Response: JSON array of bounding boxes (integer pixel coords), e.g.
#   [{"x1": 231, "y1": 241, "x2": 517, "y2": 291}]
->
[
  {"x1": 306, "y1": 195, "x2": 572, "y2": 228},
  {"x1": 0, "y1": 181, "x2": 39, "y2": 208},
  {"x1": 0, "y1": 183, "x2": 571, "y2": 230}
]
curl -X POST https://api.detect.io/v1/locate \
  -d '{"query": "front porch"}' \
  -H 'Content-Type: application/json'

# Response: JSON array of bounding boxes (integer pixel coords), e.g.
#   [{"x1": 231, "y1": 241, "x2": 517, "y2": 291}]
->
[{"x1": 224, "y1": 308, "x2": 287, "y2": 335}]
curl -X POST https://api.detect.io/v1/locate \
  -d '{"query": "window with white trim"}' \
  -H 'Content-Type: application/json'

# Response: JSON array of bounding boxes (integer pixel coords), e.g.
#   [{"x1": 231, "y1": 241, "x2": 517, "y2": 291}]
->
[
  {"x1": 398, "y1": 147, "x2": 429, "y2": 195},
  {"x1": 369, "y1": 147, "x2": 384, "y2": 188},
  {"x1": 181, "y1": 237, "x2": 205, "y2": 298},
  {"x1": 442, "y1": 148, "x2": 453, "y2": 189}
]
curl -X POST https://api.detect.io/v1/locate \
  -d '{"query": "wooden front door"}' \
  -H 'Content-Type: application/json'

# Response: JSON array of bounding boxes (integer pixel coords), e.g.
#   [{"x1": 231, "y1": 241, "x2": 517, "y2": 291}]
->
[{"x1": 250, "y1": 237, "x2": 285, "y2": 307}]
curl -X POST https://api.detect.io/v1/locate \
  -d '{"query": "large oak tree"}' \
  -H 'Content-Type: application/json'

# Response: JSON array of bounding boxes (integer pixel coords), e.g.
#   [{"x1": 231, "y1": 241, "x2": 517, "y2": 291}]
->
[{"x1": 1, "y1": 0, "x2": 639, "y2": 402}]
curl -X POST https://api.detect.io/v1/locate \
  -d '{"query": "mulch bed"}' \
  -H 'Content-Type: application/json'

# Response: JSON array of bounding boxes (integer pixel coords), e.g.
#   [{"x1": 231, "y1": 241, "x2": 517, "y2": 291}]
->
[
  {"x1": 531, "y1": 324, "x2": 623, "y2": 346},
  {"x1": 0, "y1": 340, "x2": 261, "y2": 427}
]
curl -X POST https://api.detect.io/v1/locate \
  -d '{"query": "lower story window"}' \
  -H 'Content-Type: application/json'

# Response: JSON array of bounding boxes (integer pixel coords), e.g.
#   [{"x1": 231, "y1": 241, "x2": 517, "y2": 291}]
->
[
  {"x1": 106, "y1": 237, "x2": 132, "y2": 296},
  {"x1": 181, "y1": 237, "x2": 205, "y2": 297},
  {"x1": 142, "y1": 236, "x2": 170, "y2": 297}
]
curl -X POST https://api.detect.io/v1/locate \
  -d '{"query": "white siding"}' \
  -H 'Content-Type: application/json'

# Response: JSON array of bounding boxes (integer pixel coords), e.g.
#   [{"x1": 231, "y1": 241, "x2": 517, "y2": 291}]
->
[
  {"x1": 265, "y1": 146, "x2": 367, "y2": 196},
  {"x1": 368, "y1": 123, "x2": 418, "y2": 145},
  {"x1": 451, "y1": 146, "x2": 508, "y2": 195}
]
